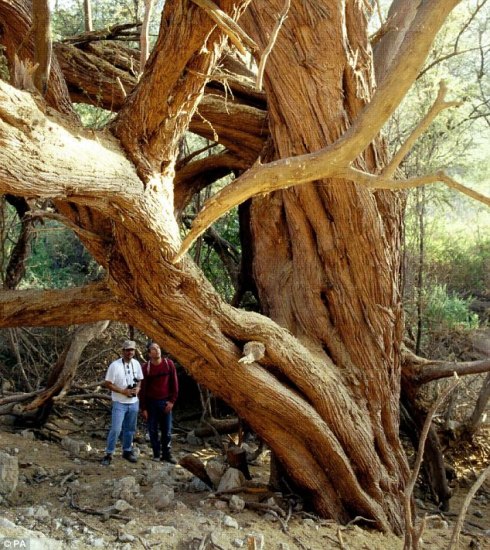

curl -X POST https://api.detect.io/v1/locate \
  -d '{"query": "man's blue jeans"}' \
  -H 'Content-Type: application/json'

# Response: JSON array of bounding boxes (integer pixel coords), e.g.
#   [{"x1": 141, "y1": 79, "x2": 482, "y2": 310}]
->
[
  {"x1": 105, "y1": 401, "x2": 139, "y2": 455},
  {"x1": 147, "y1": 399, "x2": 172, "y2": 458}
]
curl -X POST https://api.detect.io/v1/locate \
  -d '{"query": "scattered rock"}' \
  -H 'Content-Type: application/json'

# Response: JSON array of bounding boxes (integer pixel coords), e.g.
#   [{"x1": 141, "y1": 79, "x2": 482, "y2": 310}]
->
[
  {"x1": 217, "y1": 468, "x2": 245, "y2": 493},
  {"x1": 21, "y1": 429, "x2": 35, "y2": 440},
  {"x1": 113, "y1": 499, "x2": 133, "y2": 512},
  {"x1": 189, "y1": 476, "x2": 212, "y2": 492},
  {"x1": 186, "y1": 431, "x2": 203, "y2": 446},
  {"x1": 205, "y1": 459, "x2": 226, "y2": 487},
  {"x1": 174, "y1": 500, "x2": 188, "y2": 511},
  {"x1": 61, "y1": 437, "x2": 84, "y2": 456},
  {"x1": 112, "y1": 476, "x2": 140, "y2": 502},
  {"x1": 146, "y1": 525, "x2": 177, "y2": 535},
  {"x1": 33, "y1": 505, "x2": 50, "y2": 520},
  {"x1": 0, "y1": 451, "x2": 18, "y2": 498},
  {"x1": 118, "y1": 533, "x2": 136, "y2": 542},
  {"x1": 223, "y1": 515, "x2": 239, "y2": 529},
  {"x1": 302, "y1": 518, "x2": 316, "y2": 527},
  {"x1": 145, "y1": 482, "x2": 174, "y2": 509},
  {"x1": 229, "y1": 494, "x2": 246, "y2": 512},
  {"x1": 214, "y1": 499, "x2": 228, "y2": 510},
  {"x1": 426, "y1": 517, "x2": 449, "y2": 529}
]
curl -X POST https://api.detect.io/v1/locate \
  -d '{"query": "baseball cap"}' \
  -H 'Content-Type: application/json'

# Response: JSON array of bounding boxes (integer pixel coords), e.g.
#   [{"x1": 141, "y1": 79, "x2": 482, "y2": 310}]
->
[{"x1": 122, "y1": 340, "x2": 136, "y2": 350}]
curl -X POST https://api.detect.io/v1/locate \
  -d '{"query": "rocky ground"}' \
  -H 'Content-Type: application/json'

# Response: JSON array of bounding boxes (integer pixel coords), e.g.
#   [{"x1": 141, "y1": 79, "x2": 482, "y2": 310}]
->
[{"x1": 0, "y1": 415, "x2": 489, "y2": 550}]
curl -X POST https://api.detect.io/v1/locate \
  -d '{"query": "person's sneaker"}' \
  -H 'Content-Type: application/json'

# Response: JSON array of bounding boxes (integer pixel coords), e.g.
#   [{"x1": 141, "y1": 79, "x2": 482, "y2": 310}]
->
[
  {"x1": 101, "y1": 454, "x2": 112, "y2": 466},
  {"x1": 122, "y1": 450, "x2": 138, "y2": 463},
  {"x1": 151, "y1": 456, "x2": 160, "y2": 462},
  {"x1": 161, "y1": 452, "x2": 177, "y2": 465}
]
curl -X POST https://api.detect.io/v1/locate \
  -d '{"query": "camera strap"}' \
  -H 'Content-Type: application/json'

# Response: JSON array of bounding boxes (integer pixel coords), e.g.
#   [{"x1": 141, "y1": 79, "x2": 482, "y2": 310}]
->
[{"x1": 123, "y1": 359, "x2": 136, "y2": 386}]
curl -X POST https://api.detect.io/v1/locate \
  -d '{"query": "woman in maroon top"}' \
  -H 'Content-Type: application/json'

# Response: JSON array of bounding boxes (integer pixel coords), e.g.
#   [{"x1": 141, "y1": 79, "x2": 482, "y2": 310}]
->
[{"x1": 140, "y1": 343, "x2": 179, "y2": 463}]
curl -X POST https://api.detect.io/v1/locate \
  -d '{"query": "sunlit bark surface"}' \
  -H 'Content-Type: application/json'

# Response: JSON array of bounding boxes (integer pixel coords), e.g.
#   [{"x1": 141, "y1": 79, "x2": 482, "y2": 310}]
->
[{"x1": 242, "y1": 0, "x2": 407, "y2": 530}]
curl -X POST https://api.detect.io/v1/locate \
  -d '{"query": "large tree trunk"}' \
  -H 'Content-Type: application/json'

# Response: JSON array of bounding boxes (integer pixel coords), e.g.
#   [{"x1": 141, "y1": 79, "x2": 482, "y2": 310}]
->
[{"x1": 242, "y1": 0, "x2": 407, "y2": 529}]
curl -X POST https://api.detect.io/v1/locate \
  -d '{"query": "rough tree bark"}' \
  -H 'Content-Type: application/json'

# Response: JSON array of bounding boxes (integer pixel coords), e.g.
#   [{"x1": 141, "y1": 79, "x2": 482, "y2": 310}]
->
[{"x1": 0, "y1": 0, "x2": 481, "y2": 534}]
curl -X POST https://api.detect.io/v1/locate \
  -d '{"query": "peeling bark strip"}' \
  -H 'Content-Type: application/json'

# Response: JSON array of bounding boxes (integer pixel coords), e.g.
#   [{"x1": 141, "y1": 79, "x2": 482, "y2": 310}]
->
[
  {"x1": 190, "y1": 0, "x2": 258, "y2": 55},
  {"x1": 0, "y1": 0, "x2": 482, "y2": 534}
]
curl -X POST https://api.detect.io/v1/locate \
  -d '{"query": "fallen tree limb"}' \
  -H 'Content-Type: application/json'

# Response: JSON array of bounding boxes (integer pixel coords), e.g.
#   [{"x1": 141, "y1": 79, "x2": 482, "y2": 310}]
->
[{"x1": 68, "y1": 488, "x2": 131, "y2": 521}]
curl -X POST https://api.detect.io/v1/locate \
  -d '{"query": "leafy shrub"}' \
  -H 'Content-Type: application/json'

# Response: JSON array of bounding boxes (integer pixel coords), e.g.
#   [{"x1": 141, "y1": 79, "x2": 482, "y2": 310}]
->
[{"x1": 424, "y1": 284, "x2": 479, "y2": 332}]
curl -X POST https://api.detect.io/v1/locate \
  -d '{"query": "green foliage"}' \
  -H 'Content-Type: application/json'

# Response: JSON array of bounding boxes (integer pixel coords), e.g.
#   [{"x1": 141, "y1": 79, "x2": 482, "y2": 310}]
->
[
  {"x1": 188, "y1": 206, "x2": 240, "y2": 304},
  {"x1": 24, "y1": 222, "x2": 100, "y2": 289},
  {"x1": 428, "y1": 231, "x2": 490, "y2": 297},
  {"x1": 424, "y1": 284, "x2": 479, "y2": 331},
  {"x1": 74, "y1": 103, "x2": 114, "y2": 128},
  {"x1": 52, "y1": 0, "x2": 138, "y2": 40},
  {"x1": 52, "y1": 0, "x2": 165, "y2": 41}
]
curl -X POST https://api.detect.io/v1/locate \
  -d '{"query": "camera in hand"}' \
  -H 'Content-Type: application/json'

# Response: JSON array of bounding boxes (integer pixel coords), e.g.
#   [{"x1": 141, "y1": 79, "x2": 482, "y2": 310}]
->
[{"x1": 127, "y1": 378, "x2": 138, "y2": 390}]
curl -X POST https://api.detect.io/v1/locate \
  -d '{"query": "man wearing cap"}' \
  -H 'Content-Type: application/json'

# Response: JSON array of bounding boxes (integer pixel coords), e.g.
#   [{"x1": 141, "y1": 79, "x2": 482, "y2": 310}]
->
[{"x1": 101, "y1": 340, "x2": 144, "y2": 466}]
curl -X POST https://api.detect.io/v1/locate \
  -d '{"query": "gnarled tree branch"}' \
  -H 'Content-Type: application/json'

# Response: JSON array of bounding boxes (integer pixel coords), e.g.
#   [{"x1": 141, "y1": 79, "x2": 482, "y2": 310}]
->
[
  {"x1": 173, "y1": 0, "x2": 464, "y2": 261},
  {"x1": 0, "y1": 82, "x2": 143, "y2": 205},
  {"x1": 0, "y1": 282, "x2": 119, "y2": 328}
]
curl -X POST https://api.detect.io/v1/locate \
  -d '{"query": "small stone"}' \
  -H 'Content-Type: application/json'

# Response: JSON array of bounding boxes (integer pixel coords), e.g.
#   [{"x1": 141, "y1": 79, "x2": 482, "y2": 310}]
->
[
  {"x1": 223, "y1": 515, "x2": 239, "y2": 529},
  {"x1": 302, "y1": 518, "x2": 316, "y2": 527},
  {"x1": 473, "y1": 510, "x2": 484, "y2": 518},
  {"x1": 118, "y1": 533, "x2": 136, "y2": 542},
  {"x1": 34, "y1": 505, "x2": 50, "y2": 519},
  {"x1": 145, "y1": 482, "x2": 174, "y2": 509},
  {"x1": 214, "y1": 500, "x2": 228, "y2": 510},
  {"x1": 0, "y1": 451, "x2": 19, "y2": 498},
  {"x1": 229, "y1": 495, "x2": 246, "y2": 512},
  {"x1": 92, "y1": 538, "x2": 105, "y2": 547},
  {"x1": 426, "y1": 517, "x2": 448, "y2": 529},
  {"x1": 61, "y1": 437, "x2": 83, "y2": 456},
  {"x1": 189, "y1": 476, "x2": 211, "y2": 492},
  {"x1": 147, "y1": 525, "x2": 177, "y2": 535},
  {"x1": 217, "y1": 468, "x2": 245, "y2": 493},
  {"x1": 232, "y1": 538, "x2": 244, "y2": 548},
  {"x1": 113, "y1": 499, "x2": 133, "y2": 512},
  {"x1": 186, "y1": 431, "x2": 203, "y2": 446}
]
